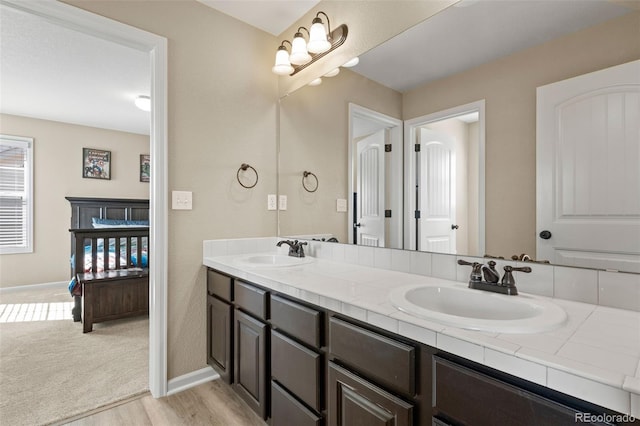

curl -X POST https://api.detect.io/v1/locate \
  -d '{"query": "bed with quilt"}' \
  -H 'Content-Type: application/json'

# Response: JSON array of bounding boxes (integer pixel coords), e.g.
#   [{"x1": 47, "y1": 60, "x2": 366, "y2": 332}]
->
[{"x1": 66, "y1": 197, "x2": 149, "y2": 333}]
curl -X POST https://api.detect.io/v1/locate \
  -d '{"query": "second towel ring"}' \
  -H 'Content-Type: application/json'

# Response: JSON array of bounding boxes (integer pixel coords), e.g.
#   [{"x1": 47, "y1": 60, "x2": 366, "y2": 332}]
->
[
  {"x1": 237, "y1": 163, "x2": 258, "y2": 189},
  {"x1": 302, "y1": 171, "x2": 318, "y2": 193}
]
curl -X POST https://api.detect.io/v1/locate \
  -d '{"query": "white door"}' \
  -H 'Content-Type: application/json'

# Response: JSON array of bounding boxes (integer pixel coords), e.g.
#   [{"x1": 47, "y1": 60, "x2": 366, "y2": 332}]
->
[
  {"x1": 356, "y1": 130, "x2": 385, "y2": 247},
  {"x1": 537, "y1": 60, "x2": 640, "y2": 272},
  {"x1": 418, "y1": 128, "x2": 457, "y2": 253}
]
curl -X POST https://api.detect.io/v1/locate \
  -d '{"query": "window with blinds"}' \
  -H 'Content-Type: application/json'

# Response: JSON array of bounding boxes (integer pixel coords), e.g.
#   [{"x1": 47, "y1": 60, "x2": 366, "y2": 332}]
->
[{"x1": 0, "y1": 135, "x2": 33, "y2": 254}]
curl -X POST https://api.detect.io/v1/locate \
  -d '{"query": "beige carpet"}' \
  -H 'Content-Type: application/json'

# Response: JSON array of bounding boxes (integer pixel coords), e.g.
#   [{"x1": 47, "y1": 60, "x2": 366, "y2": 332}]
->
[{"x1": 0, "y1": 285, "x2": 148, "y2": 425}]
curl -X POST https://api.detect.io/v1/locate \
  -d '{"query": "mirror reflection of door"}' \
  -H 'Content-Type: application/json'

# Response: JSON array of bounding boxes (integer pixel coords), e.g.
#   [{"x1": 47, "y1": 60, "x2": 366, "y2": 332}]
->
[
  {"x1": 418, "y1": 128, "x2": 456, "y2": 254},
  {"x1": 537, "y1": 59, "x2": 640, "y2": 272},
  {"x1": 406, "y1": 103, "x2": 484, "y2": 256},
  {"x1": 356, "y1": 130, "x2": 386, "y2": 246},
  {"x1": 349, "y1": 104, "x2": 403, "y2": 248}
]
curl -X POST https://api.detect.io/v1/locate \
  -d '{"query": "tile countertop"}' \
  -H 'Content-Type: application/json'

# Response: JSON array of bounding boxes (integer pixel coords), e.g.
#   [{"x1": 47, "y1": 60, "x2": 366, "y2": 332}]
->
[{"x1": 203, "y1": 251, "x2": 640, "y2": 417}]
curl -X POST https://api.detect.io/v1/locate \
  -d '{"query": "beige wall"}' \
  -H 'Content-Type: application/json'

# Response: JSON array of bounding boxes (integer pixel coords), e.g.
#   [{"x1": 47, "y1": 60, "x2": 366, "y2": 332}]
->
[
  {"x1": 0, "y1": 114, "x2": 149, "y2": 287},
  {"x1": 279, "y1": 68, "x2": 402, "y2": 243},
  {"x1": 64, "y1": 0, "x2": 278, "y2": 379},
  {"x1": 403, "y1": 12, "x2": 640, "y2": 258}
]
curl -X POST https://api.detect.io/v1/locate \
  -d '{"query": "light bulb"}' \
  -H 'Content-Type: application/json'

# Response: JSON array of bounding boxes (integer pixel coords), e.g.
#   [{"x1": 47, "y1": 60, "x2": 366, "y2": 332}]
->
[
  {"x1": 135, "y1": 95, "x2": 151, "y2": 112},
  {"x1": 308, "y1": 78, "x2": 322, "y2": 86},
  {"x1": 324, "y1": 68, "x2": 340, "y2": 77},
  {"x1": 342, "y1": 57, "x2": 360, "y2": 68},
  {"x1": 289, "y1": 32, "x2": 311, "y2": 65},
  {"x1": 307, "y1": 18, "x2": 330, "y2": 54},
  {"x1": 272, "y1": 46, "x2": 293, "y2": 75}
]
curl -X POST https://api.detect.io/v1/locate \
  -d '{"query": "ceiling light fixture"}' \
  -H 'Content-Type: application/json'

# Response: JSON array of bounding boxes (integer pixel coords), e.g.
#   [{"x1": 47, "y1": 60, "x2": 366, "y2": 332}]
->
[
  {"x1": 272, "y1": 11, "x2": 348, "y2": 77},
  {"x1": 134, "y1": 95, "x2": 151, "y2": 112}
]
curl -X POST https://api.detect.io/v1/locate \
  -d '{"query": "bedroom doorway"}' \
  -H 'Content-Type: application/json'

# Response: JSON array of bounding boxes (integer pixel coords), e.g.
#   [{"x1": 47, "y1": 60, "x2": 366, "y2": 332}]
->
[{"x1": 2, "y1": 0, "x2": 169, "y2": 397}]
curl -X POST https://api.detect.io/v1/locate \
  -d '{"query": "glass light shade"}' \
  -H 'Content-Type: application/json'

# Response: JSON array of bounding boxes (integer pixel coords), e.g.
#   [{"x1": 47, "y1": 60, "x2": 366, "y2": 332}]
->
[
  {"x1": 289, "y1": 33, "x2": 311, "y2": 65},
  {"x1": 324, "y1": 68, "x2": 340, "y2": 77},
  {"x1": 342, "y1": 57, "x2": 360, "y2": 67},
  {"x1": 307, "y1": 19, "x2": 331, "y2": 54},
  {"x1": 135, "y1": 95, "x2": 151, "y2": 112},
  {"x1": 308, "y1": 78, "x2": 322, "y2": 86},
  {"x1": 272, "y1": 47, "x2": 293, "y2": 75}
]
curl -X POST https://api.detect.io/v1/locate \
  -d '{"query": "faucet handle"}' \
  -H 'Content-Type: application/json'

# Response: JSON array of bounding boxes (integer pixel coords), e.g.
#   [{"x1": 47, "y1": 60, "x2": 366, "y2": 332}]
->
[
  {"x1": 501, "y1": 265, "x2": 531, "y2": 288},
  {"x1": 457, "y1": 259, "x2": 483, "y2": 281}
]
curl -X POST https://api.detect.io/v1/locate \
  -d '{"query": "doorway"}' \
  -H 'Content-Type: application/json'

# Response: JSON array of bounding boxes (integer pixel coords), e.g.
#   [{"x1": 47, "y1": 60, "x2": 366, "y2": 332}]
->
[
  {"x1": 348, "y1": 104, "x2": 403, "y2": 248},
  {"x1": 4, "y1": 0, "x2": 169, "y2": 397},
  {"x1": 404, "y1": 100, "x2": 485, "y2": 255}
]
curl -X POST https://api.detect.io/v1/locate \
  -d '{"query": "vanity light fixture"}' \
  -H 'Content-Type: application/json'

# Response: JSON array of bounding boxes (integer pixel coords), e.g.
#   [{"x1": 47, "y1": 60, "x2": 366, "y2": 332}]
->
[
  {"x1": 271, "y1": 11, "x2": 348, "y2": 76},
  {"x1": 308, "y1": 78, "x2": 323, "y2": 86},
  {"x1": 134, "y1": 95, "x2": 151, "y2": 112}
]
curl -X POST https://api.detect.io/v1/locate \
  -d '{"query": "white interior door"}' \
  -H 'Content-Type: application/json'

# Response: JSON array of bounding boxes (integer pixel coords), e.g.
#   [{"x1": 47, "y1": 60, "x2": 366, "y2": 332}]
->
[
  {"x1": 356, "y1": 130, "x2": 385, "y2": 247},
  {"x1": 418, "y1": 128, "x2": 456, "y2": 253},
  {"x1": 537, "y1": 60, "x2": 640, "y2": 272}
]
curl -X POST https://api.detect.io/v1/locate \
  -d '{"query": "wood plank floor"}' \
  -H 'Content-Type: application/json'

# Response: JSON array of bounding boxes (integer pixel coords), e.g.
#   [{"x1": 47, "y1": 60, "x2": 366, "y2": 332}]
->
[{"x1": 62, "y1": 380, "x2": 266, "y2": 426}]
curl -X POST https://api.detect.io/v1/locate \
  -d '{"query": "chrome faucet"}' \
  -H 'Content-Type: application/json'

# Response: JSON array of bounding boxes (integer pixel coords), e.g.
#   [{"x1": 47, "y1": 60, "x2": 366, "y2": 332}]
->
[
  {"x1": 276, "y1": 239, "x2": 307, "y2": 258},
  {"x1": 458, "y1": 259, "x2": 531, "y2": 296}
]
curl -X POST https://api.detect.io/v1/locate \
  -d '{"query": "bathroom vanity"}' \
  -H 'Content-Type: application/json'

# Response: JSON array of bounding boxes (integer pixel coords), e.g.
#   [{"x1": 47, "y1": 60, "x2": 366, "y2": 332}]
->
[{"x1": 204, "y1": 238, "x2": 640, "y2": 425}]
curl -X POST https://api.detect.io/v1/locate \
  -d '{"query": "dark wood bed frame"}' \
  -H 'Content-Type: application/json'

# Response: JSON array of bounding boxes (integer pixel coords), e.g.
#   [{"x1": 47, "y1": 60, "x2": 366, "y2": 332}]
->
[{"x1": 67, "y1": 197, "x2": 150, "y2": 333}]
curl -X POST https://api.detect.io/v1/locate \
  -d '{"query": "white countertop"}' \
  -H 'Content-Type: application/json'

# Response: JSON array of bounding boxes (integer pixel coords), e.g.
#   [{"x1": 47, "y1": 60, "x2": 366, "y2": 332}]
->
[{"x1": 203, "y1": 251, "x2": 640, "y2": 416}]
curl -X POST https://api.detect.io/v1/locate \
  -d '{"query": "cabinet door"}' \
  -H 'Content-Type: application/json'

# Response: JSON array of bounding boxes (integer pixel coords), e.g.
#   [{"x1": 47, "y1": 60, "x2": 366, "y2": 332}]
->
[
  {"x1": 433, "y1": 356, "x2": 607, "y2": 426},
  {"x1": 207, "y1": 295, "x2": 232, "y2": 383},
  {"x1": 234, "y1": 309, "x2": 267, "y2": 419},
  {"x1": 328, "y1": 362, "x2": 413, "y2": 426}
]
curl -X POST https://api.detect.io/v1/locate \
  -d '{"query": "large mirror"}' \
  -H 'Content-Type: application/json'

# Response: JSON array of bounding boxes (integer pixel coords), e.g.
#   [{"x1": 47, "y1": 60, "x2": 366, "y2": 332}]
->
[{"x1": 278, "y1": 0, "x2": 639, "y2": 272}]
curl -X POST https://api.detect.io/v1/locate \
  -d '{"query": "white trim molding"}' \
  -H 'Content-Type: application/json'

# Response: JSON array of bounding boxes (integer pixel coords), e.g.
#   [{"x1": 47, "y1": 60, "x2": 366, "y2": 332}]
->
[
  {"x1": 167, "y1": 367, "x2": 220, "y2": 396},
  {"x1": 0, "y1": 0, "x2": 169, "y2": 397}
]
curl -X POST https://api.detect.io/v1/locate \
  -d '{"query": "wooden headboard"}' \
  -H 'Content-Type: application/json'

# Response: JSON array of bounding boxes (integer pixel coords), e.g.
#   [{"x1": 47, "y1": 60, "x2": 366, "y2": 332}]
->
[{"x1": 66, "y1": 197, "x2": 150, "y2": 229}]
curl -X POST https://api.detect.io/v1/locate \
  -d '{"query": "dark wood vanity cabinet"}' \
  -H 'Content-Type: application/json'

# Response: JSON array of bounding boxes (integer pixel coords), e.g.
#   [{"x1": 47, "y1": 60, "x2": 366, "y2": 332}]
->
[
  {"x1": 206, "y1": 269, "x2": 233, "y2": 383},
  {"x1": 432, "y1": 356, "x2": 615, "y2": 426},
  {"x1": 270, "y1": 294, "x2": 325, "y2": 426},
  {"x1": 233, "y1": 280, "x2": 269, "y2": 420},
  {"x1": 206, "y1": 267, "x2": 630, "y2": 426}
]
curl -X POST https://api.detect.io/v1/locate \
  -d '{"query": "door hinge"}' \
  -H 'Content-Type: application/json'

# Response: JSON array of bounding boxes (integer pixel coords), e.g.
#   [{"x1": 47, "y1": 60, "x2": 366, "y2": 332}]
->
[
  {"x1": 385, "y1": 209, "x2": 392, "y2": 218},
  {"x1": 385, "y1": 144, "x2": 392, "y2": 152},
  {"x1": 414, "y1": 210, "x2": 421, "y2": 219},
  {"x1": 414, "y1": 144, "x2": 421, "y2": 152}
]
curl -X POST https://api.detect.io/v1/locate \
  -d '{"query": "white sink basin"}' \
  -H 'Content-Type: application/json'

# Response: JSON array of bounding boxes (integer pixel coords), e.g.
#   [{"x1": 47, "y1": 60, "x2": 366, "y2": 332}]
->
[
  {"x1": 234, "y1": 254, "x2": 314, "y2": 268},
  {"x1": 389, "y1": 284, "x2": 566, "y2": 334}
]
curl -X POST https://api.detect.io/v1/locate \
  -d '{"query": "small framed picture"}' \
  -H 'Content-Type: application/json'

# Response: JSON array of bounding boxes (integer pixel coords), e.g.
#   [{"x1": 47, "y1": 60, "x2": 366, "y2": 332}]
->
[
  {"x1": 82, "y1": 148, "x2": 111, "y2": 180},
  {"x1": 140, "y1": 154, "x2": 150, "y2": 182}
]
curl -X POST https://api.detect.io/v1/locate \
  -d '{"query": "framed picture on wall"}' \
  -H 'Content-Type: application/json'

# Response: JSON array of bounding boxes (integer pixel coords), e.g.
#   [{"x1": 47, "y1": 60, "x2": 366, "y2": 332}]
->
[
  {"x1": 82, "y1": 148, "x2": 111, "y2": 180},
  {"x1": 140, "y1": 154, "x2": 150, "y2": 182}
]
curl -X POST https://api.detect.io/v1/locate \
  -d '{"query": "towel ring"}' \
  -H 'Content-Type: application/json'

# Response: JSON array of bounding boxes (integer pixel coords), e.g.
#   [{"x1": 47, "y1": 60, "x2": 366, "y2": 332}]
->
[
  {"x1": 302, "y1": 171, "x2": 318, "y2": 193},
  {"x1": 237, "y1": 163, "x2": 258, "y2": 189}
]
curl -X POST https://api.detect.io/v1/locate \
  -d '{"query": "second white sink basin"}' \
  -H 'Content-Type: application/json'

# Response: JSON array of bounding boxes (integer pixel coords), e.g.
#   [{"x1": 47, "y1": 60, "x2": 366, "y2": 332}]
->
[
  {"x1": 389, "y1": 284, "x2": 566, "y2": 334},
  {"x1": 234, "y1": 254, "x2": 314, "y2": 268}
]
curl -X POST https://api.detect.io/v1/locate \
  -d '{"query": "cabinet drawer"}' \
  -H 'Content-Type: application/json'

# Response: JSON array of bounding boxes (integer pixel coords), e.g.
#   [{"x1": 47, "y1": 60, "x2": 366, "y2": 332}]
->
[
  {"x1": 328, "y1": 362, "x2": 413, "y2": 426},
  {"x1": 235, "y1": 280, "x2": 268, "y2": 320},
  {"x1": 433, "y1": 356, "x2": 591, "y2": 426},
  {"x1": 329, "y1": 317, "x2": 415, "y2": 396},
  {"x1": 271, "y1": 381, "x2": 322, "y2": 426},
  {"x1": 207, "y1": 269, "x2": 232, "y2": 302},
  {"x1": 271, "y1": 330, "x2": 322, "y2": 411},
  {"x1": 271, "y1": 294, "x2": 322, "y2": 348}
]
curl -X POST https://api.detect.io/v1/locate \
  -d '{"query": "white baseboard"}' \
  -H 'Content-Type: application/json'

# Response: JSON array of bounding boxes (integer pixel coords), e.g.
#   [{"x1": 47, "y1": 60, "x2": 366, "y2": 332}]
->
[
  {"x1": 166, "y1": 366, "x2": 220, "y2": 396},
  {"x1": 0, "y1": 280, "x2": 69, "y2": 293}
]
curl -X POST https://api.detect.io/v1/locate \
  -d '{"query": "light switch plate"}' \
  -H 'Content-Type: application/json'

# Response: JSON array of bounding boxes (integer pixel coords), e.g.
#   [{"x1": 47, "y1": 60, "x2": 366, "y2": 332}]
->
[
  {"x1": 172, "y1": 191, "x2": 193, "y2": 210},
  {"x1": 267, "y1": 194, "x2": 277, "y2": 211},
  {"x1": 337, "y1": 198, "x2": 348, "y2": 212},
  {"x1": 279, "y1": 195, "x2": 287, "y2": 211}
]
